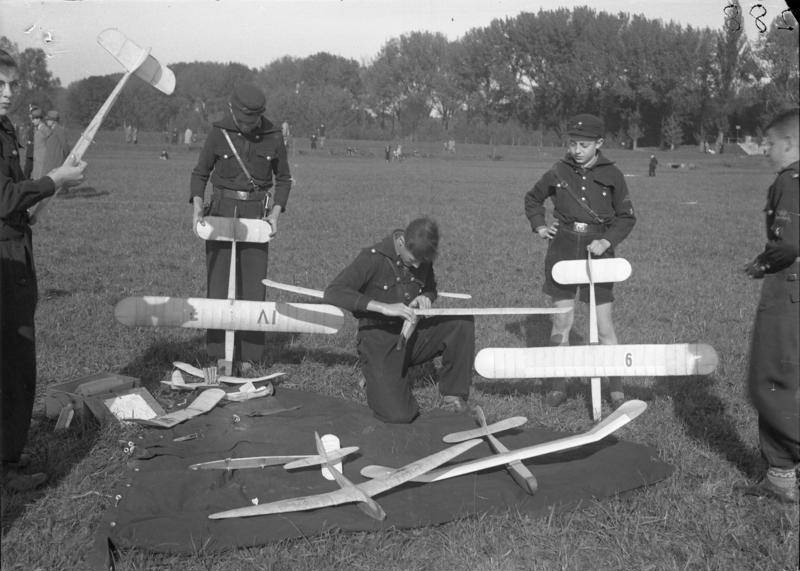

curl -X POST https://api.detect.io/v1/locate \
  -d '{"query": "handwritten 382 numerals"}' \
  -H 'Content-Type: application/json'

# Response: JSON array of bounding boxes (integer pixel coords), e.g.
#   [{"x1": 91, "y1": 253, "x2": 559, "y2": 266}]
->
[{"x1": 724, "y1": 3, "x2": 795, "y2": 32}]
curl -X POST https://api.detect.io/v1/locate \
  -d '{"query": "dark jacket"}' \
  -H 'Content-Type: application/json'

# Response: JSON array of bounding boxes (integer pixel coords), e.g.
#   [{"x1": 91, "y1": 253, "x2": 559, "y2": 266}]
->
[
  {"x1": 189, "y1": 111, "x2": 292, "y2": 210},
  {"x1": 757, "y1": 160, "x2": 799, "y2": 273},
  {"x1": 525, "y1": 152, "x2": 636, "y2": 247},
  {"x1": 0, "y1": 117, "x2": 55, "y2": 240},
  {"x1": 324, "y1": 231, "x2": 437, "y2": 323}
]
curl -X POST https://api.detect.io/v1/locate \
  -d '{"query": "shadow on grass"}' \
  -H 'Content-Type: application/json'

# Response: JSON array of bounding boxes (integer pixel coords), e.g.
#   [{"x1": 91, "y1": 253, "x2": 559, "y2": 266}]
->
[
  {"x1": 1, "y1": 416, "x2": 102, "y2": 536},
  {"x1": 264, "y1": 334, "x2": 359, "y2": 368},
  {"x1": 56, "y1": 186, "x2": 110, "y2": 200},
  {"x1": 117, "y1": 333, "x2": 358, "y2": 384},
  {"x1": 655, "y1": 375, "x2": 762, "y2": 479}
]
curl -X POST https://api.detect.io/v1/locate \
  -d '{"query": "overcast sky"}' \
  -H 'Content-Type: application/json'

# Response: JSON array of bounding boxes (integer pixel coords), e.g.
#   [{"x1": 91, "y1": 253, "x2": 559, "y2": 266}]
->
[{"x1": 0, "y1": 0, "x2": 793, "y2": 86}]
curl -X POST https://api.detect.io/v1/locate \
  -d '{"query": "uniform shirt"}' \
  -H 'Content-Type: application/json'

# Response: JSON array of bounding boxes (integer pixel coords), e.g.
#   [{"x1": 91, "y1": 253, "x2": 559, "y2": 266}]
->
[
  {"x1": 757, "y1": 160, "x2": 799, "y2": 273},
  {"x1": 0, "y1": 116, "x2": 55, "y2": 239},
  {"x1": 525, "y1": 152, "x2": 636, "y2": 247},
  {"x1": 189, "y1": 112, "x2": 292, "y2": 210},
  {"x1": 324, "y1": 231, "x2": 438, "y2": 322}
]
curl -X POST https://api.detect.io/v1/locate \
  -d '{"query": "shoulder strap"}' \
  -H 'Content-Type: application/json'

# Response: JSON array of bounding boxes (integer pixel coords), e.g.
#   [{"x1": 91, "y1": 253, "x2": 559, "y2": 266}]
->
[
  {"x1": 553, "y1": 162, "x2": 605, "y2": 223},
  {"x1": 221, "y1": 129, "x2": 258, "y2": 191}
]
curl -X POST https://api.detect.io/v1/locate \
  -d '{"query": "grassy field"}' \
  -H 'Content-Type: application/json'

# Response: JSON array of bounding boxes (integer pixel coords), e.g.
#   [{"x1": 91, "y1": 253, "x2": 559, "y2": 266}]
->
[{"x1": 1, "y1": 134, "x2": 798, "y2": 570}]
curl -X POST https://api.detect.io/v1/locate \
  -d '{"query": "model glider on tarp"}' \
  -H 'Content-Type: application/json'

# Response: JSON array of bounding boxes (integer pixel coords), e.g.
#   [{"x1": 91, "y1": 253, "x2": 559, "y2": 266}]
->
[
  {"x1": 169, "y1": 361, "x2": 285, "y2": 386},
  {"x1": 189, "y1": 434, "x2": 359, "y2": 474},
  {"x1": 360, "y1": 400, "x2": 647, "y2": 484},
  {"x1": 139, "y1": 388, "x2": 225, "y2": 429},
  {"x1": 30, "y1": 28, "x2": 175, "y2": 223},
  {"x1": 442, "y1": 407, "x2": 537, "y2": 494},
  {"x1": 208, "y1": 437, "x2": 482, "y2": 521}
]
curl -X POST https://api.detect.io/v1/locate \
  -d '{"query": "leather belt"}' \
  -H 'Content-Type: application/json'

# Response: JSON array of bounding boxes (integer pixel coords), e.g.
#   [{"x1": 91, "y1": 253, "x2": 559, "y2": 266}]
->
[
  {"x1": 569, "y1": 221, "x2": 606, "y2": 233},
  {"x1": 215, "y1": 188, "x2": 267, "y2": 201}
]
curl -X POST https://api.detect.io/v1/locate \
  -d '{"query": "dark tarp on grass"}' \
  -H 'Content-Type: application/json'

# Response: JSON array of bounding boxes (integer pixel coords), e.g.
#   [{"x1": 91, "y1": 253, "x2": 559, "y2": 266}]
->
[{"x1": 98, "y1": 388, "x2": 673, "y2": 556}]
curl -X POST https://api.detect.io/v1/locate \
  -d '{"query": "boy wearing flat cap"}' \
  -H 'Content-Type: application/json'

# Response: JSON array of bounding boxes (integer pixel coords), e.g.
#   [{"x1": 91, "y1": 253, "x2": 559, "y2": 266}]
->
[
  {"x1": 524, "y1": 113, "x2": 636, "y2": 409},
  {"x1": 190, "y1": 83, "x2": 292, "y2": 372}
]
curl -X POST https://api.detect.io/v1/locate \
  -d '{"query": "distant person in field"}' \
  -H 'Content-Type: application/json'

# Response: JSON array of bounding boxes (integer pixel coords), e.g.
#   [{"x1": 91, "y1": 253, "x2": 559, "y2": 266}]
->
[
  {"x1": 317, "y1": 122, "x2": 326, "y2": 148},
  {"x1": 0, "y1": 49, "x2": 87, "y2": 492},
  {"x1": 324, "y1": 217, "x2": 475, "y2": 423},
  {"x1": 648, "y1": 154, "x2": 658, "y2": 176},
  {"x1": 22, "y1": 105, "x2": 40, "y2": 179},
  {"x1": 737, "y1": 107, "x2": 799, "y2": 504},
  {"x1": 384, "y1": 144, "x2": 391, "y2": 163},
  {"x1": 40, "y1": 110, "x2": 70, "y2": 177},
  {"x1": 30, "y1": 107, "x2": 49, "y2": 179},
  {"x1": 190, "y1": 83, "x2": 292, "y2": 373},
  {"x1": 524, "y1": 113, "x2": 636, "y2": 409}
]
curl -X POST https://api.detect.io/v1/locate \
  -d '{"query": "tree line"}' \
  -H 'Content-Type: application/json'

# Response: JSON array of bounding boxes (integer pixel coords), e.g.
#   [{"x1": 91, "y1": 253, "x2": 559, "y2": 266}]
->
[{"x1": 2, "y1": 3, "x2": 797, "y2": 148}]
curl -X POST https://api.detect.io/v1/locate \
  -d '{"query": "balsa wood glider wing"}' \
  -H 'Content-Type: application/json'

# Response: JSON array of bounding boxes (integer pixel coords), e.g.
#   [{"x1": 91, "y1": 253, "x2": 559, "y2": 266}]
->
[
  {"x1": 443, "y1": 407, "x2": 537, "y2": 494},
  {"x1": 442, "y1": 415, "x2": 527, "y2": 443},
  {"x1": 172, "y1": 361, "x2": 285, "y2": 385},
  {"x1": 360, "y1": 400, "x2": 647, "y2": 483},
  {"x1": 97, "y1": 28, "x2": 175, "y2": 94},
  {"x1": 208, "y1": 439, "x2": 482, "y2": 520},
  {"x1": 552, "y1": 257, "x2": 632, "y2": 284},
  {"x1": 195, "y1": 217, "x2": 273, "y2": 243},
  {"x1": 189, "y1": 456, "x2": 308, "y2": 470},
  {"x1": 189, "y1": 436, "x2": 358, "y2": 472},
  {"x1": 474, "y1": 343, "x2": 719, "y2": 379},
  {"x1": 114, "y1": 297, "x2": 344, "y2": 333}
]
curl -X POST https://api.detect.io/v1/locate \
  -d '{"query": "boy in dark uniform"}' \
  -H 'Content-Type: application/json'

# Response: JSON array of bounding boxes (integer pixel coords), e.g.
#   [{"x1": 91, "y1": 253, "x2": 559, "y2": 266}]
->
[
  {"x1": 190, "y1": 83, "x2": 292, "y2": 371},
  {"x1": 22, "y1": 105, "x2": 40, "y2": 179},
  {"x1": 737, "y1": 108, "x2": 799, "y2": 504},
  {"x1": 524, "y1": 114, "x2": 636, "y2": 409},
  {"x1": 0, "y1": 50, "x2": 86, "y2": 491},
  {"x1": 324, "y1": 217, "x2": 474, "y2": 423}
]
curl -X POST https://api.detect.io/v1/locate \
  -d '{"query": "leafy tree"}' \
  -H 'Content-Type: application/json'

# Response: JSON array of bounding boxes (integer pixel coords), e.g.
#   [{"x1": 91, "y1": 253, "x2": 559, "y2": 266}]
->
[
  {"x1": 0, "y1": 37, "x2": 61, "y2": 120},
  {"x1": 661, "y1": 114, "x2": 684, "y2": 150},
  {"x1": 754, "y1": 14, "x2": 799, "y2": 115}
]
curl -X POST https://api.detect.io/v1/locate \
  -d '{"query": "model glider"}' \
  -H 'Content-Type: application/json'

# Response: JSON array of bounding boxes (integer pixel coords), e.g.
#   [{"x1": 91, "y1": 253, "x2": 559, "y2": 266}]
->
[
  {"x1": 476, "y1": 256, "x2": 717, "y2": 421},
  {"x1": 189, "y1": 436, "x2": 359, "y2": 473},
  {"x1": 165, "y1": 361, "x2": 285, "y2": 386},
  {"x1": 208, "y1": 438, "x2": 482, "y2": 520},
  {"x1": 114, "y1": 297, "x2": 344, "y2": 334},
  {"x1": 360, "y1": 399, "x2": 646, "y2": 484},
  {"x1": 474, "y1": 343, "x2": 719, "y2": 378},
  {"x1": 443, "y1": 407, "x2": 537, "y2": 494},
  {"x1": 262, "y1": 279, "x2": 569, "y2": 350},
  {"x1": 139, "y1": 388, "x2": 225, "y2": 429},
  {"x1": 30, "y1": 28, "x2": 175, "y2": 223}
]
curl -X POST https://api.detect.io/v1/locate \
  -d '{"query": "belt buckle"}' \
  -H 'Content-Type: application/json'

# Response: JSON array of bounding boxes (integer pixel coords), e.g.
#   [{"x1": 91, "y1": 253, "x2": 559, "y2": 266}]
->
[{"x1": 573, "y1": 222, "x2": 588, "y2": 233}]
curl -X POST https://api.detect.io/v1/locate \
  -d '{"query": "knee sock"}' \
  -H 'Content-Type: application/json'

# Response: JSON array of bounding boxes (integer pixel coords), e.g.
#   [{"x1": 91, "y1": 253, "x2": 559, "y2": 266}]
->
[{"x1": 767, "y1": 466, "x2": 798, "y2": 490}]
